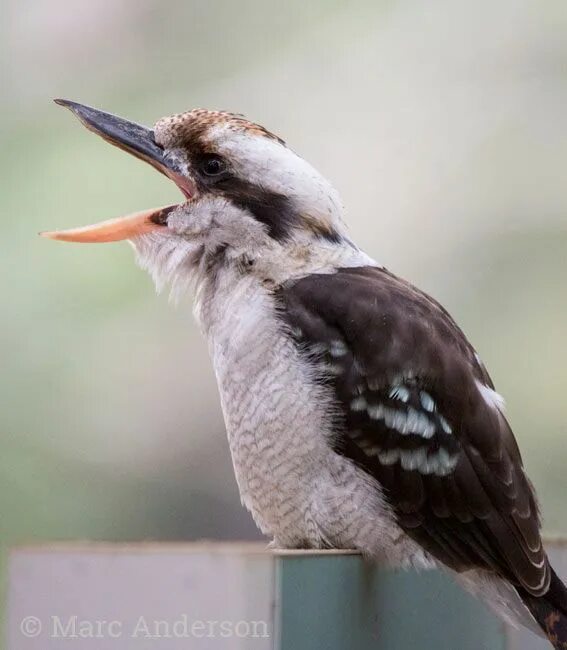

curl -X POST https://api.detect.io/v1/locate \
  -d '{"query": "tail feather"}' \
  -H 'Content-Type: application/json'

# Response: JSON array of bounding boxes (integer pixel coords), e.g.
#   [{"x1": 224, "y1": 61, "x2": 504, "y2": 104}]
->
[{"x1": 522, "y1": 567, "x2": 567, "y2": 649}]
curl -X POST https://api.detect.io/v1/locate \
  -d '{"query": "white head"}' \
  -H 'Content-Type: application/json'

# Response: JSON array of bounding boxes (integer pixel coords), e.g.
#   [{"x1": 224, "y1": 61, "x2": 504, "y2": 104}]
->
[{"x1": 42, "y1": 101, "x2": 356, "y2": 294}]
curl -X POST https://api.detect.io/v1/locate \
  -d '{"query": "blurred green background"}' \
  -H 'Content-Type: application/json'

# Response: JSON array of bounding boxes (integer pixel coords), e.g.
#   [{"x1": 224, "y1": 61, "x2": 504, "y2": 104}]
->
[{"x1": 1, "y1": 0, "x2": 566, "y2": 628}]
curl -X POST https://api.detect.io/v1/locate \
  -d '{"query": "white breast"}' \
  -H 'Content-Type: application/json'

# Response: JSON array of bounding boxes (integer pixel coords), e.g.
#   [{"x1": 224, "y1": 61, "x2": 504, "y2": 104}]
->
[{"x1": 196, "y1": 269, "x2": 329, "y2": 544}]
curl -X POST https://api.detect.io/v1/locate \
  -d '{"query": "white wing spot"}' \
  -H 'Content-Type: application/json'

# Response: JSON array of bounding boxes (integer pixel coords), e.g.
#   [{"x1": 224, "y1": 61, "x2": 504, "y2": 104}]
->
[
  {"x1": 419, "y1": 391, "x2": 435, "y2": 412},
  {"x1": 369, "y1": 441, "x2": 458, "y2": 476},
  {"x1": 436, "y1": 447, "x2": 459, "y2": 475},
  {"x1": 402, "y1": 448, "x2": 434, "y2": 472},
  {"x1": 406, "y1": 407, "x2": 436, "y2": 438},
  {"x1": 389, "y1": 385, "x2": 410, "y2": 402},
  {"x1": 475, "y1": 380, "x2": 506, "y2": 412},
  {"x1": 439, "y1": 415, "x2": 453, "y2": 435},
  {"x1": 384, "y1": 408, "x2": 407, "y2": 432},
  {"x1": 365, "y1": 403, "x2": 437, "y2": 438}
]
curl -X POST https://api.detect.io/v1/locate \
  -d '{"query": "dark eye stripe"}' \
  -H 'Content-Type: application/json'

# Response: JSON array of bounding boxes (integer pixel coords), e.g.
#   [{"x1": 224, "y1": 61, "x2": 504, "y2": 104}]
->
[
  {"x1": 186, "y1": 148, "x2": 293, "y2": 241},
  {"x1": 187, "y1": 148, "x2": 340, "y2": 243},
  {"x1": 214, "y1": 176, "x2": 296, "y2": 241}
]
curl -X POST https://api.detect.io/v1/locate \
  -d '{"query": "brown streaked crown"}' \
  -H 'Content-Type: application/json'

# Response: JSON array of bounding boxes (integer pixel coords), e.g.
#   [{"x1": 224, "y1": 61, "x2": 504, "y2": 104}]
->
[{"x1": 154, "y1": 109, "x2": 285, "y2": 150}]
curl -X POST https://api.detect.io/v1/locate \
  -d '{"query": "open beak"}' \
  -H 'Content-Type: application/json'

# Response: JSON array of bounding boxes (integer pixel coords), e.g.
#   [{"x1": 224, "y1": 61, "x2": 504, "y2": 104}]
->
[{"x1": 40, "y1": 99, "x2": 194, "y2": 243}]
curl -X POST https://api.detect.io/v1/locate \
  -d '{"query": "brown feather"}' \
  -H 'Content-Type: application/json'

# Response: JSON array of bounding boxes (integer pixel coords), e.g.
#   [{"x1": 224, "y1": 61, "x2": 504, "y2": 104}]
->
[{"x1": 276, "y1": 265, "x2": 549, "y2": 597}]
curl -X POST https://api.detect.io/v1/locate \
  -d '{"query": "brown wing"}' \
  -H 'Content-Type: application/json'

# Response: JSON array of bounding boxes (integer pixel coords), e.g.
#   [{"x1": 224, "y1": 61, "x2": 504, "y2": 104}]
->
[{"x1": 276, "y1": 265, "x2": 549, "y2": 596}]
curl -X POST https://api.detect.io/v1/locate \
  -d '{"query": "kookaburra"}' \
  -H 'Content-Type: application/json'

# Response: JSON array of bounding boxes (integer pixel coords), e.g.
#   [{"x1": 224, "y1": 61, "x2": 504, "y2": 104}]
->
[{"x1": 43, "y1": 100, "x2": 566, "y2": 647}]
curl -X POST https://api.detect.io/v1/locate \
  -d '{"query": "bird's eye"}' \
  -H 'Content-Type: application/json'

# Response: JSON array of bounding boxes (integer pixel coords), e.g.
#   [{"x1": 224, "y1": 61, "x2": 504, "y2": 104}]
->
[{"x1": 199, "y1": 154, "x2": 227, "y2": 177}]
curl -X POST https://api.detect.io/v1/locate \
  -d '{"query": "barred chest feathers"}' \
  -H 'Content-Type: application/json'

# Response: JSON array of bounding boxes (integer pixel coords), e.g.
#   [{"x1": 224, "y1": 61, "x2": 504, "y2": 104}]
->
[
  {"x1": 195, "y1": 262, "x2": 431, "y2": 566},
  {"x1": 199, "y1": 270, "x2": 332, "y2": 546}
]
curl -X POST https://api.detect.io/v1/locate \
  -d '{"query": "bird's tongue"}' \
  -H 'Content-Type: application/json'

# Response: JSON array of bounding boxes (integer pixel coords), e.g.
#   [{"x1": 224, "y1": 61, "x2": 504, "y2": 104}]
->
[{"x1": 40, "y1": 205, "x2": 177, "y2": 243}]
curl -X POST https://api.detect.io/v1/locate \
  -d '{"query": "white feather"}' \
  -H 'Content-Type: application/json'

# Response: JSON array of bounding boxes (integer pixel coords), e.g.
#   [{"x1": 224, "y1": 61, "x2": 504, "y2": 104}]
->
[{"x1": 475, "y1": 380, "x2": 506, "y2": 412}]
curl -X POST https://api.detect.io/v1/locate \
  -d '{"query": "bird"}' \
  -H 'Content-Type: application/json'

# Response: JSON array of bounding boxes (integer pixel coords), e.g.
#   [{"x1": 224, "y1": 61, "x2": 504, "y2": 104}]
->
[{"x1": 42, "y1": 99, "x2": 567, "y2": 648}]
